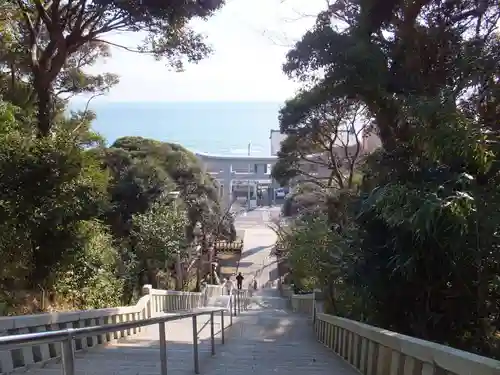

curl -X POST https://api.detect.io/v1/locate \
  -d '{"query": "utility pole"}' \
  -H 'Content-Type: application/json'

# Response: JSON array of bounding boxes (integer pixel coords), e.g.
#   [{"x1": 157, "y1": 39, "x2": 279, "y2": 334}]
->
[{"x1": 247, "y1": 142, "x2": 251, "y2": 210}]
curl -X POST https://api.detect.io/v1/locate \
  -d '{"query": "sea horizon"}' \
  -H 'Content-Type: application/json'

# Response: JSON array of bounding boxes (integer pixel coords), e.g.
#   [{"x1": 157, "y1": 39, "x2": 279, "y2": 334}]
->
[{"x1": 69, "y1": 100, "x2": 285, "y2": 156}]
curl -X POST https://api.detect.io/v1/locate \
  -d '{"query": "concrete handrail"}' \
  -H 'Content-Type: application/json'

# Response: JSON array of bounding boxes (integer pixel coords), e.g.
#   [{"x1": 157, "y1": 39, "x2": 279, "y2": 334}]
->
[
  {"x1": 0, "y1": 307, "x2": 227, "y2": 375},
  {"x1": 281, "y1": 287, "x2": 500, "y2": 374},
  {"x1": 315, "y1": 312, "x2": 500, "y2": 375},
  {"x1": 0, "y1": 286, "x2": 205, "y2": 374},
  {"x1": 308, "y1": 290, "x2": 500, "y2": 375},
  {"x1": 0, "y1": 283, "x2": 247, "y2": 375},
  {"x1": 289, "y1": 293, "x2": 314, "y2": 315}
]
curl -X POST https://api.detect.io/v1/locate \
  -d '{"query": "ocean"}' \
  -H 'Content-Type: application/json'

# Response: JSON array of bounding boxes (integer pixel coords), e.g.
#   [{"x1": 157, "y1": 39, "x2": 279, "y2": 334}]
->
[{"x1": 70, "y1": 101, "x2": 284, "y2": 156}]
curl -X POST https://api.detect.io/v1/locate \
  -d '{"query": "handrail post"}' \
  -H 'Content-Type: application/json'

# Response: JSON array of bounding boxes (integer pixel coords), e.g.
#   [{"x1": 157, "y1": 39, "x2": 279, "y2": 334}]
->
[
  {"x1": 221, "y1": 310, "x2": 225, "y2": 344},
  {"x1": 237, "y1": 291, "x2": 241, "y2": 314},
  {"x1": 234, "y1": 293, "x2": 237, "y2": 316},
  {"x1": 142, "y1": 284, "x2": 153, "y2": 318},
  {"x1": 210, "y1": 312, "x2": 215, "y2": 356},
  {"x1": 312, "y1": 291, "x2": 317, "y2": 329},
  {"x1": 61, "y1": 334, "x2": 75, "y2": 375},
  {"x1": 159, "y1": 322, "x2": 167, "y2": 375},
  {"x1": 229, "y1": 296, "x2": 233, "y2": 325},
  {"x1": 192, "y1": 315, "x2": 200, "y2": 374},
  {"x1": 229, "y1": 294, "x2": 233, "y2": 316}
]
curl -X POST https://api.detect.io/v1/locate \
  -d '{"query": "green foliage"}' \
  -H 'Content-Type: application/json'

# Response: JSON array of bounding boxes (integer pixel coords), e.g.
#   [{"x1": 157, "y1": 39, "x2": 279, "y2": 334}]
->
[
  {"x1": 0, "y1": 100, "x2": 19, "y2": 133},
  {"x1": 279, "y1": 0, "x2": 500, "y2": 359},
  {"x1": 0, "y1": 111, "x2": 230, "y2": 310},
  {"x1": 53, "y1": 220, "x2": 123, "y2": 309},
  {"x1": 105, "y1": 136, "x2": 234, "y2": 245},
  {"x1": 101, "y1": 136, "x2": 234, "y2": 294},
  {"x1": 272, "y1": 83, "x2": 367, "y2": 190},
  {"x1": 0, "y1": 116, "x2": 109, "y2": 287},
  {"x1": 281, "y1": 214, "x2": 332, "y2": 287},
  {"x1": 281, "y1": 184, "x2": 327, "y2": 217},
  {"x1": 6, "y1": 0, "x2": 225, "y2": 135},
  {"x1": 0, "y1": 0, "x2": 229, "y2": 313},
  {"x1": 132, "y1": 199, "x2": 188, "y2": 266}
]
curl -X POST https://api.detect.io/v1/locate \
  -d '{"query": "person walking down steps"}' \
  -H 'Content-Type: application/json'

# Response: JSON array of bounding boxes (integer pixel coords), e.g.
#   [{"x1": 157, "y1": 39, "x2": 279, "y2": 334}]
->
[{"x1": 236, "y1": 272, "x2": 244, "y2": 290}]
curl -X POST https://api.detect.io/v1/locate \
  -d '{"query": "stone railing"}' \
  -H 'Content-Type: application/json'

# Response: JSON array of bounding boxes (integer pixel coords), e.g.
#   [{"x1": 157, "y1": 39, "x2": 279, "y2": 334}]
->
[
  {"x1": 205, "y1": 283, "x2": 227, "y2": 299},
  {"x1": 201, "y1": 283, "x2": 228, "y2": 307},
  {"x1": 282, "y1": 287, "x2": 500, "y2": 374},
  {"x1": 310, "y1": 295, "x2": 500, "y2": 375},
  {"x1": 0, "y1": 286, "x2": 206, "y2": 374},
  {"x1": 290, "y1": 293, "x2": 314, "y2": 315},
  {"x1": 148, "y1": 288, "x2": 204, "y2": 315},
  {"x1": 280, "y1": 285, "x2": 293, "y2": 298}
]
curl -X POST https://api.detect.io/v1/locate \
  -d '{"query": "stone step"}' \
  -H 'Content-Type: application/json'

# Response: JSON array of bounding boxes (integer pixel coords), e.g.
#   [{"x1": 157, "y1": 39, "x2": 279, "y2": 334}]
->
[{"x1": 22, "y1": 315, "x2": 233, "y2": 375}]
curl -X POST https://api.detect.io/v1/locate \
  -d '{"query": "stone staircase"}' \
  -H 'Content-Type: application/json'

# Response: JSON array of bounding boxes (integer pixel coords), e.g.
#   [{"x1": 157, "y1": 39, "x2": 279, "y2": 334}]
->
[
  {"x1": 197, "y1": 287, "x2": 355, "y2": 375},
  {"x1": 0, "y1": 286, "x2": 499, "y2": 375},
  {"x1": 0, "y1": 283, "x2": 246, "y2": 375},
  {"x1": 25, "y1": 314, "x2": 231, "y2": 375},
  {"x1": 0, "y1": 223, "x2": 499, "y2": 375}
]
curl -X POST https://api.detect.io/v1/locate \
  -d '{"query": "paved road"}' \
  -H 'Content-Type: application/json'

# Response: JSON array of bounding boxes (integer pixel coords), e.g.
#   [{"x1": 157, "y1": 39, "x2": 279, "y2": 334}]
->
[
  {"x1": 234, "y1": 206, "x2": 281, "y2": 229},
  {"x1": 233, "y1": 206, "x2": 282, "y2": 289}
]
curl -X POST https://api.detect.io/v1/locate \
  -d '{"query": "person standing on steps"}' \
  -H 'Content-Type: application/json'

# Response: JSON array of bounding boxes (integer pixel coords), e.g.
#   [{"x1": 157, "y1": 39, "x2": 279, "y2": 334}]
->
[{"x1": 236, "y1": 272, "x2": 244, "y2": 290}]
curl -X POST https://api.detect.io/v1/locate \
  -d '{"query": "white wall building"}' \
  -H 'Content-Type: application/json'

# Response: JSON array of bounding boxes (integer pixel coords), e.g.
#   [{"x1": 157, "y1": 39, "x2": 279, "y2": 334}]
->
[
  {"x1": 270, "y1": 130, "x2": 287, "y2": 156},
  {"x1": 195, "y1": 129, "x2": 382, "y2": 206},
  {"x1": 195, "y1": 152, "x2": 279, "y2": 207}
]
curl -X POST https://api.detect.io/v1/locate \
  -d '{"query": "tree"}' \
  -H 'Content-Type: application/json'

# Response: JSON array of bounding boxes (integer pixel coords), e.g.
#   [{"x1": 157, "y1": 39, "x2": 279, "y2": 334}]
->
[
  {"x1": 11, "y1": 0, "x2": 225, "y2": 136},
  {"x1": 0, "y1": 99, "x2": 110, "y2": 289},
  {"x1": 273, "y1": 87, "x2": 368, "y2": 189},
  {"x1": 280, "y1": 0, "x2": 500, "y2": 358},
  {"x1": 272, "y1": 87, "x2": 368, "y2": 221},
  {"x1": 132, "y1": 197, "x2": 188, "y2": 290},
  {"x1": 284, "y1": 0, "x2": 500, "y2": 151},
  {"x1": 0, "y1": 5, "x2": 120, "y2": 131},
  {"x1": 52, "y1": 220, "x2": 124, "y2": 309},
  {"x1": 103, "y1": 136, "x2": 234, "y2": 294},
  {"x1": 105, "y1": 136, "x2": 233, "y2": 241}
]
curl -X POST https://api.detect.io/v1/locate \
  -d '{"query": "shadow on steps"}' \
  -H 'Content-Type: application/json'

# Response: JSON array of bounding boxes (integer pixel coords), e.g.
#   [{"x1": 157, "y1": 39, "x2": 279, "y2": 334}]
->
[{"x1": 26, "y1": 315, "x2": 241, "y2": 375}]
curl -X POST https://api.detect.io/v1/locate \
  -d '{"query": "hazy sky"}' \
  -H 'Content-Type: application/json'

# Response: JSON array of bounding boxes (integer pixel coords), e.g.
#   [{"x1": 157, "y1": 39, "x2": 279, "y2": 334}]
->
[{"x1": 82, "y1": 0, "x2": 325, "y2": 103}]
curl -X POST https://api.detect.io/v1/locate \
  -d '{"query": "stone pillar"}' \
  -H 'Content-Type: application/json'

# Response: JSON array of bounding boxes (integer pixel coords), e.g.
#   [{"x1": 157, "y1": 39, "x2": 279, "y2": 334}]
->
[
  {"x1": 142, "y1": 284, "x2": 153, "y2": 318},
  {"x1": 142, "y1": 284, "x2": 153, "y2": 296}
]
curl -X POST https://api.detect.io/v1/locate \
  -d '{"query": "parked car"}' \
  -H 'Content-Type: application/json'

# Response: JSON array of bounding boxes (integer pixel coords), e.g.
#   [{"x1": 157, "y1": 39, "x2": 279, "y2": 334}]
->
[{"x1": 275, "y1": 188, "x2": 288, "y2": 198}]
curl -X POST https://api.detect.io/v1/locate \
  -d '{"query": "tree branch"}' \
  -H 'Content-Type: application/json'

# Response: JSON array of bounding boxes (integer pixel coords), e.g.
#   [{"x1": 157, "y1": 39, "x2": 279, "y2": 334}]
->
[{"x1": 91, "y1": 38, "x2": 156, "y2": 55}]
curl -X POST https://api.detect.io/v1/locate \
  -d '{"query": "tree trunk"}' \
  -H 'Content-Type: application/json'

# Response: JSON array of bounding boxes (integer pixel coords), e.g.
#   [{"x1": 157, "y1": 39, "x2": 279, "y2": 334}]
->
[
  {"x1": 196, "y1": 256, "x2": 201, "y2": 292},
  {"x1": 33, "y1": 75, "x2": 52, "y2": 137},
  {"x1": 175, "y1": 252, "x2": 183, "y2": 290}
]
